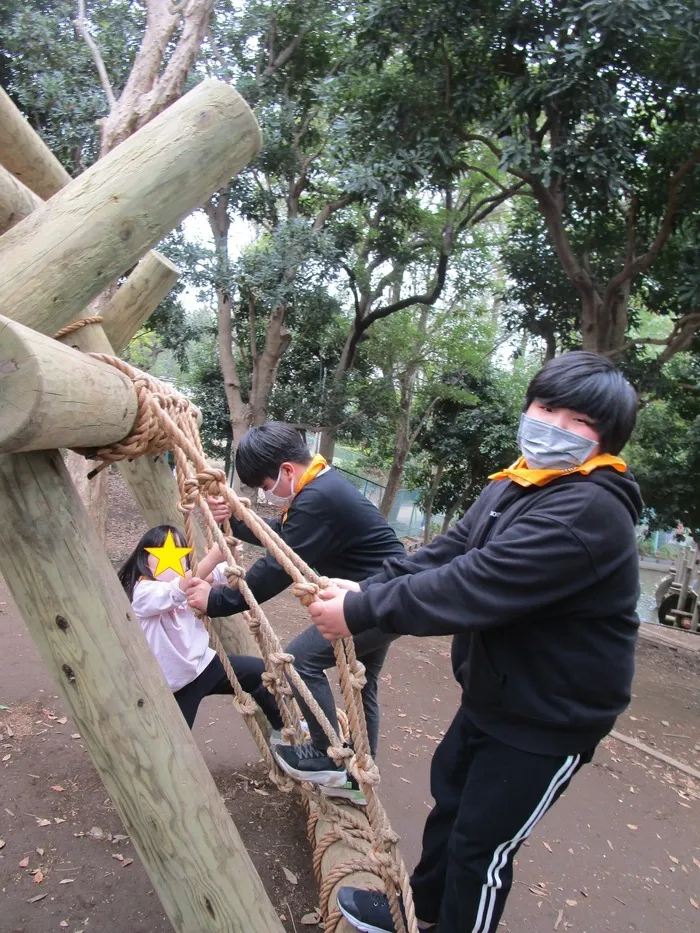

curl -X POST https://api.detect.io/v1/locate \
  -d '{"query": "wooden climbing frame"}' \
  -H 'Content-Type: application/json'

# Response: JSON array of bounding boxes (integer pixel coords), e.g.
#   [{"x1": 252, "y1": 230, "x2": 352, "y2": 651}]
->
[{"x1": 0, "y1": 78, "x2": 416, "y2": 933}]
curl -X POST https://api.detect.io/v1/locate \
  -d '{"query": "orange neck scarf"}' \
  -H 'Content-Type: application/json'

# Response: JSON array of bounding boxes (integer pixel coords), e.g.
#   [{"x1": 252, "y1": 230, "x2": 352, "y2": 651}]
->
[
  {"x1": 281, "y1": 454, "x2": 329, "y2": 522},
  {"x1": 488, "y1": 453, "x2": 628, "y2": 488}
]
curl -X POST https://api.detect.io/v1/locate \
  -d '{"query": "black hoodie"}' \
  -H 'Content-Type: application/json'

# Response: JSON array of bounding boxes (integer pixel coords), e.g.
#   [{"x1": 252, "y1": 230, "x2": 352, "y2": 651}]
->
[{"x1": 344, "y1": 468, "x2": 643, "y2": 756}]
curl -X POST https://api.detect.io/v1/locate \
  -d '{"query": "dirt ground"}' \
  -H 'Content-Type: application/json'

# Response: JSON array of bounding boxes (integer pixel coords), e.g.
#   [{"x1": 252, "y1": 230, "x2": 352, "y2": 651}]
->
[{"x1": 1, "y1": 471, "x2": 699, "y2": 933}]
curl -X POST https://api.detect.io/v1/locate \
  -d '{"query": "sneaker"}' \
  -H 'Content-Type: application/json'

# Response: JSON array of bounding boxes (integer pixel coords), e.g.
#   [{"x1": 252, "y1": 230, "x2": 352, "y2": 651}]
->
[
  {"x1": 337, "y1": 887, "x2": 407, "y2": 933},
  {"x1": 319, "y1": 775, "x2": 367, "y2": 806},
  {"x1": 273, "y1": 743, "x2": 347, "y2": 787}
]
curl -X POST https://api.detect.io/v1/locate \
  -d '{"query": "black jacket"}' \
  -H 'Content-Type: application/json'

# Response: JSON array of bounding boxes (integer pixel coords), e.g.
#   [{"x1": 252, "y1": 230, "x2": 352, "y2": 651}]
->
[
  {"x1": 344, "y1": 468, "x2": 643, "y2": 755},
  {"x1": 207, "y1": 468, "x2": 406, "y2": 618}
]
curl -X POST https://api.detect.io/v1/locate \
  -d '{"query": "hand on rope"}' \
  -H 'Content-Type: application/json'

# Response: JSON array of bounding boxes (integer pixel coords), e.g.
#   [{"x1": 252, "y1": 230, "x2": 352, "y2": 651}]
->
[
  {"x1": 207, "y1": 495, "x2": 232, "y2": 525},
  {"x1": 183, "y1": 576, "x2": 210, "y2": 611},
  {"x1": 308, "y1": 584, "x2": 352, "y2": 640}
]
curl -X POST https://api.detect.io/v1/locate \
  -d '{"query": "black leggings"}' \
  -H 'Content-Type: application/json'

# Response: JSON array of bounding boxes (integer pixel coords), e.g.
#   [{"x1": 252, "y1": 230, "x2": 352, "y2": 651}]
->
[{"x1": 173, "y1": 654, "x2": 283, "y2": 731}]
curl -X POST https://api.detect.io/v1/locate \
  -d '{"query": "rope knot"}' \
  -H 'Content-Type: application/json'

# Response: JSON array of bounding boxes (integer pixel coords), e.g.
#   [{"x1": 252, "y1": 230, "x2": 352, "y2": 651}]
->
[
  {"x1": 224, "y1": 565, "x2": 245, "y2": 588},
  {"x1": 292, "y1": 580, "x2": 320, "y2": 607},
  {"x1": 327, "y1": 744, "x2": 354, "y2": 765},
  {"x1": 348, "y1": 659, "x2": 367, "y2": 690},
  {"x1": 233, "y1": 695, "x2": 258, "y2": 717},
  {"x1": 196, "y1": 468, "x2": 227, "y2": 497}
]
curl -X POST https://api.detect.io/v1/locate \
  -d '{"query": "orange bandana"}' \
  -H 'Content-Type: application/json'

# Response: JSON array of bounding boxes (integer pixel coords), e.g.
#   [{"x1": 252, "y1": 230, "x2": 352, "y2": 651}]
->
[
  {"x1": 281, "y1": 454, "x2": 329, "y2": 522},
  {"x1": 488, "y1": 453, "x2": 628, "y2": 488}
]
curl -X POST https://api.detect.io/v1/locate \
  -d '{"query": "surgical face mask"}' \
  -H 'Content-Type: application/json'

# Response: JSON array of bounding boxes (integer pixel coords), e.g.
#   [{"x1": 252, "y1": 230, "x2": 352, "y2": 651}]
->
[
  {"x1": 517, "y1": 413, "x2": 598, "y2": 470},
  {"x1": 264, "y1": 468, "x2": 296, "y2": 506}
]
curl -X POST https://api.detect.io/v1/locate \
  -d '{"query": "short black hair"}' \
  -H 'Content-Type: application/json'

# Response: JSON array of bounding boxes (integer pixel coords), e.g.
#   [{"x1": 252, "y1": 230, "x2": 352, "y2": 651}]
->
[
  {"x1": 117, "y1": 524, "x2": 189, "y2": 602},
  {"x1": 235, "y1": 422, "x2": 311, "y2": 487},
  {"x1": 524, "y1": 351, "x2": 638, "y2": 455}
]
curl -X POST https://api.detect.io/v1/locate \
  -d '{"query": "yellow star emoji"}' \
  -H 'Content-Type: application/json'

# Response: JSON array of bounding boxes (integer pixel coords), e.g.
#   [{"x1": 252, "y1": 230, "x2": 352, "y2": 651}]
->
[{"x1": 145, "y1": 530, "x2": 193, "y2": 578}]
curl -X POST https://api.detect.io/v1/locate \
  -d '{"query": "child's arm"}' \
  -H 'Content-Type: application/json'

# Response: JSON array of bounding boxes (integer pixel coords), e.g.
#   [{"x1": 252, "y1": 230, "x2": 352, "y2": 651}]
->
[
  {"x1": 132, "y1": 576, "x2": 189, "y2": 616},
  {"x1": 195, "y1": 543, "x2": 226, "y2": 583}
]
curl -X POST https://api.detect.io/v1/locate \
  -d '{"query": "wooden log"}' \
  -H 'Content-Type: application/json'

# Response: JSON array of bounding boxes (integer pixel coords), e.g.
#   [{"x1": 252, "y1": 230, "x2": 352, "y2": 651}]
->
[
  {"x1": 103, "y1": 251, "x2": 181, "y2": 354},
  {"x1": 0, "y1": 314, "x2": 138, "y2": 454},
  {"x1": 0, "y1": 79, "x2": 261, "y2": 338},
  {"x1": 314, "y1": 805, "x2": 385, "y2": 933},
  {"x1": 0, "y1": 163, "x2": 43, "y2": 234},
  {"x1": 0, "y1": 85, "x2": 71, "y2": 198},
  {"x1": 0, "y1": 449, "x2": 285, "y2": 933}
]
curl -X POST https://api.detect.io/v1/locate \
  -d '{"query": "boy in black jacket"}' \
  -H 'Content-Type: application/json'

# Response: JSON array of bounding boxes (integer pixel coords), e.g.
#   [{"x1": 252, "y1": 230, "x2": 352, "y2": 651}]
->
[
  {"x1": 184, "y1": 422, "x2": 405, "y2": 804},
  {"x1": 307, "y1": 352, "x2": 641, "y2": 933}
]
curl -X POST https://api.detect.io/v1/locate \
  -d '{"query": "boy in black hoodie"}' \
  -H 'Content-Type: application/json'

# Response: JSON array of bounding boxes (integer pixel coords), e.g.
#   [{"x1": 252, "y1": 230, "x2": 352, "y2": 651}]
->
[{"x1": 307, "y1": 352, "x2": 641, "y2": 933}]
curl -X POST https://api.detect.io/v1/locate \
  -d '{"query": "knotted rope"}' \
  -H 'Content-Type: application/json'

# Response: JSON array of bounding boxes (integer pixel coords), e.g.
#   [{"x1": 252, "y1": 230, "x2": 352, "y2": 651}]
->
[{"x1": 79, "y1": 354, "x2": 417, "y2": 933}]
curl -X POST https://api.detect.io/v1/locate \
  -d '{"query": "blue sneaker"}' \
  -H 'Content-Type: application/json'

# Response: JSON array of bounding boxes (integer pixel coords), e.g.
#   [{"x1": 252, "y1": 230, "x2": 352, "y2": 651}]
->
[{"x1": 337, "y1": 887, "x2": 404, "y2": 933}]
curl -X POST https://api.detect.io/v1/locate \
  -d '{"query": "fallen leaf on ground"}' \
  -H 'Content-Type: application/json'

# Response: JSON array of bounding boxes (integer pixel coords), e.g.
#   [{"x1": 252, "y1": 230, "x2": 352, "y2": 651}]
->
[
  {"x1": 282, "y1": 866, "x2": 298, "y2": 885},
  {"x1": 2, "y1": 753, "x2": 11, "y2": 761},
  {"x1": 689, "y1": 897, "x2": 698, "y2": 910},
  {"x1": 33, "y1": 871, "x2": 44, "y2": 883},
  {"x1": 36, "y1": 848, "x2": 44, "y2": 856},
  {"x1": 37, "y1": 819, "x2": 51, "y2": 828},
  {"x1": 59, "y1": 878, "x2": 74, "y2": 884},
  {"x1": 60, "y1": 922, "x2": 69, "y2": 928},
  {"x1": 607, "y1": 840, "x2": 614, "y2": 850},
  {"x1": 0, "y1": 839, "x2": 4, "y2": 849},
  {"x1": 543, "y1": 842, "x2": 553, "y2": 853},
  {"x1": 56, "y1": 717, "x2": 68, "y2": 724},
  {"x1": 26, "y1": 893, "x2": 48, "y2": 904},
  {"x1": 6, "y1": 726, "x2": 13, "y2": 737},
  {"x1": 253, "y1": 788, "x2": 270, "y2": 796},
  {"x1": 301, "y1": 910, "x2": 322, "y2": 925},
  {"x1": 51, "y1": 785, "x2": 64, "y2": 793},
  {"x1": 19, "y1": 856, "x2": 29, "y2": 868},
  {"x1": 54, "y1": 818, "x2": 66, "y2": 824},
  {"x1": 627, "y1": 824, "x2": 638, "y2": 831},
  {"x1": 88, "y1": 826, "x2": 105, "y2": 839},
  {"x1": 112, "y1": 853, "x2": 124, "y2": 862},
  {"x1": 668, "y1": 854, "x2": 679, "y2": 864},
  {"x1": 400, "y1": 777, "x2": 411, "y2": 784},
  {"x1": 554, "y1": 908, "x2": 564, "y2": 930},
  {"x1": 121, "y1": 858, "x2": 133, "y2": 867},
  {"x1": 565, "y1": 899, "x2": 577, "y2": 907},
  {"x1": 71, "y1": 733, "x2": 81, "y2": 740},
  {"x1": 693, "y1": 856, "x2": 700, "y2": 869},
  {"x1": 112, "y1": 834, "x2": 128, "y2": 843}
]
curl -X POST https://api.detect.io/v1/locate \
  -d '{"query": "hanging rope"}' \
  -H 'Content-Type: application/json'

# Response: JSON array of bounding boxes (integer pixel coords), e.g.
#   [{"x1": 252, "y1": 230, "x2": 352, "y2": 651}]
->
[{"x1": 80, "y1": 354, "x2": 417, "y2": 933}]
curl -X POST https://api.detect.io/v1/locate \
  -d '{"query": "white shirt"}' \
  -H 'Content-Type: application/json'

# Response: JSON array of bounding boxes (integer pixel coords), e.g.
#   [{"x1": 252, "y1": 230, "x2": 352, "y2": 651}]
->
[{"x1": 131, "y1": 564, "x2": 228, "y2": 692}]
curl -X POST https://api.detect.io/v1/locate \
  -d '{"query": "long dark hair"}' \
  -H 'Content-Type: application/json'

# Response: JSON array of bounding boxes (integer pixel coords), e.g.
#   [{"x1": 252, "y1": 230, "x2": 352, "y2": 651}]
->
[{"x1": 118, "y1": 525, "x2": 190, "y2": 602}]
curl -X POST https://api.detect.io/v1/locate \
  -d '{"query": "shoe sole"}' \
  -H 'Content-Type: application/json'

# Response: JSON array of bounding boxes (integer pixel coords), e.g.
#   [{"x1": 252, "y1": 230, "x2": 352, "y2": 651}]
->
[
  {"x1": 337, "y1": 899, "x2": 392, "y2": 933},
  {"x1": 319, "y1": 784, "x2": 367, "y2": 806},
  {"x1": 272, "y1": 748, "x2": 348, "y2": 787}
]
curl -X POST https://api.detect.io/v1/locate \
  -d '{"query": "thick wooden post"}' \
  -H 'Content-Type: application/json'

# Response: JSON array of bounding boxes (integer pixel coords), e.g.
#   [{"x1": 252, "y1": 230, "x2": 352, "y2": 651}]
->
[
  {"x1": 0, "y1": 85, "x2": 71, "y2": 198},
  {"x1": 0, "y1": 79, "x2": 261, "y2": 337},
  {"x1": 0, "y1": 164, "x2": 43, "y2": 234},
  {"x1": 0, "y1": 449, "x2": 284, "y2": 933},
  {"x1": 102, "y1": 251, "x2": 181, "y2": 354}
]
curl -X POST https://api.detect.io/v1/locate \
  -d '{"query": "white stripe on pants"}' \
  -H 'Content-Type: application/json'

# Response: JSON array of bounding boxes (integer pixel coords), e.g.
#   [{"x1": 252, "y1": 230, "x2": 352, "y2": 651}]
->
[{"x1": 471, "y1": 753, "x2": 581, "y2": 933}]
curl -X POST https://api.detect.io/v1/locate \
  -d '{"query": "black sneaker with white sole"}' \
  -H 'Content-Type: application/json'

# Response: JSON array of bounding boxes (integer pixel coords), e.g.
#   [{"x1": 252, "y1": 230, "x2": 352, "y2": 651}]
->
[
  {"x1": 336, "y1": 887, "x2": 408, "y2": 933},
  {"x1": 272, "y1": 743, "x2": 347, "y2": 786}
]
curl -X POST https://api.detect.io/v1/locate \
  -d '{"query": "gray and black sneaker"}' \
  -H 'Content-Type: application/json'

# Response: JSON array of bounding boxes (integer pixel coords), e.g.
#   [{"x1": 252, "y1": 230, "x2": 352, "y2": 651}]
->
[
  {"x1": 337, "y1": 887, "x2": 408, "y2": 933},
  {"x1": 272, "y1": 743, "x2": 347, "y2": 787}
]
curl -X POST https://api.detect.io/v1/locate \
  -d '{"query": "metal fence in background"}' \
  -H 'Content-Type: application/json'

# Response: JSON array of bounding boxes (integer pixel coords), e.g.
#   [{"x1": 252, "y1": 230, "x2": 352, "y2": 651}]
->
[{"x1": 333, "y1": 465, "x2": 429, "y2": 539}]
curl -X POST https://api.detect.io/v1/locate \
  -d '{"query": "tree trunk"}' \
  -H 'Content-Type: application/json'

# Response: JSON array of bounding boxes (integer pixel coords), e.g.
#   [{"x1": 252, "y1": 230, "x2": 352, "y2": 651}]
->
[
  {"x1": 422, "y1": 463, "x2": 444, "y2": 545},
  {"x1": 249, "y1": 301, "x2": 292, "y2": 425},
  {"x1": 441, "y1": 496, "x2": 463, "y2": 535}
]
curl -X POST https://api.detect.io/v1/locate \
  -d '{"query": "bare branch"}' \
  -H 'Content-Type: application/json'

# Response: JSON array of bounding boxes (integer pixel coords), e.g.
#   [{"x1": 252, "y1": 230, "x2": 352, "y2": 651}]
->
[
  {"x1": 409, "y1": 395, "x2": 440, "y2": 447},
  {"x1": 312, "y1": 194, "x2": 352, "y2": 231},
  {"x1": 361, "y1": 248, "x2": 450, "y2": 331},
  {"x1": 248, "y1": 292, "x2": 259, "y2": 362},
  {"x1": 611, "y1": 311, "x2": 700, "y2": 363},
  {"x1": 607, "y1": 148, "x2": 700, "y2": 293},
  {"x1": 460, "y1": 163, "x2": 510, "y2": 191},
  {"x1": 74, "y1": 0, "x2": 117, "y2": 109},
  {"x1": 263, "y1": 25, "x2": 311, "y2": 78}
]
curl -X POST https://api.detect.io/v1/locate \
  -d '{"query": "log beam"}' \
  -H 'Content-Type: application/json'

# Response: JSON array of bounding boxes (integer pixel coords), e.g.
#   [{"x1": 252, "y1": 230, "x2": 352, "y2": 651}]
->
[
  {"x1": 0, "y1": 163, "x2": 43, "y2": 234},
  {"x1": 0, "y1": 85, "x2": 71, "y2": 198},
  {"x1": 0, "y1": 449, "x2": 285, "y2": 933},
  {"x1": 0, "y1": 79, "x2": 261, "y2": 338},
  {"x1": 103, "y1": 251, "x2": 181, "y2": 354},
  {"x1": 0, "y1": 314, "x2": 137, "y2": 454}
]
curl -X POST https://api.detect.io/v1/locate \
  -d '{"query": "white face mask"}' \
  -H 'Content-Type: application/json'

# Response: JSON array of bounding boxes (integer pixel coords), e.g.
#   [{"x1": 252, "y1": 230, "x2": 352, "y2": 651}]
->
[
  {"x1": 517, "y1": 413, "x2": 598, "y2": 470},
  {"x1": 264, "y1": 468, "x2": 296, "y2": 507}
]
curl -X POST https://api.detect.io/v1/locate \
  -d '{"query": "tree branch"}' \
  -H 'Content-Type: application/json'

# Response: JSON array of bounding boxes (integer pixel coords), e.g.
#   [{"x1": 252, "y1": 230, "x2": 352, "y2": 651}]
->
[
  {"x1": 409, "y1": 395, "x2": 440, "y2": 447},
  {"x1": 361, "y1": 249, "x2": 450, "y2": 331},
  {"x1": 607, "y1": 149, "x2": 700, "y2": 293},
  {"x1": 263, "y1": 25, "x2": 311, "y2": 77},
  {"x1": 248, "y1": 291, "x2": 259, "y2": 362},
  {"x1": 74, "y1": 0, "x2": 117, "y2": 109},
  {"x1": 611, "y1": 311, "x2": 700, "y2": 363},
  {"x1": 312, "y1": 194, "x2": 352, "y2": 230}
]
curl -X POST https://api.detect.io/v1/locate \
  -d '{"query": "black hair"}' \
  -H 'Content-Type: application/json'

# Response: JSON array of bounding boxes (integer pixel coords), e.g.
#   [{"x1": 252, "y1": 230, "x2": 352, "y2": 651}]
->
[
  {"x1": 524, "y1": 351, "x2": 638, "y2": 455},
  {"x1": 235, "y1": 422, "x2": 311, "y2": 488},
  {"x1": 117, "y1": 525, "x2": 190, "y2": 602}
]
